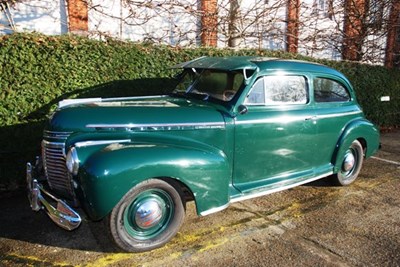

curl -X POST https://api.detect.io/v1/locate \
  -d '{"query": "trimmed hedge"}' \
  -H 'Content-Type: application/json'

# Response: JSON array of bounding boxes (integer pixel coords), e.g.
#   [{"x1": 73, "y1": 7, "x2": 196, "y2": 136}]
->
[{"x1": 1, "y1": 33, "x2": 399, "y2": 189}]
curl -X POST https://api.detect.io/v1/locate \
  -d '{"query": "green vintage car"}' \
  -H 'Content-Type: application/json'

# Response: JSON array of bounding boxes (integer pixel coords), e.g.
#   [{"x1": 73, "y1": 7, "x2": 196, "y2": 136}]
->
[{"x1": 27, "y1": 56, "x2": 380, "y2": 252}]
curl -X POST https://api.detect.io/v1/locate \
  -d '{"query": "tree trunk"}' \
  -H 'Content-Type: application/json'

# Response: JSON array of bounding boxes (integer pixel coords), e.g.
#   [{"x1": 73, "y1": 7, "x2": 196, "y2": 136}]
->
[
  {"x1": 384, "y1": 0, "x2": 400, "y2": 68},
  {"x1": 286, "y1": 0, "x2": 300, "y2": 53},
  {"x1": 228, "y1": 0, "x2": 241, "y2": 48},
  {"x1": 342, "y1": 0, "x2": 367, "y2": 61}
]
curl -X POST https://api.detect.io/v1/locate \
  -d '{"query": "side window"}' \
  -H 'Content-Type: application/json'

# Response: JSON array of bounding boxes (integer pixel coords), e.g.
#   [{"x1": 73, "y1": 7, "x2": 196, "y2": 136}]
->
[
  {"x1": 246, "y1": 78, "x2": 265, "y2": 104},
  {"x1": 264, "y1": 76, "x2": 307, "y2": 104},
  {"x1": 314, "y1": 78, "x2": 351, "y2": 102},
  {"x1": 246, "y1": 76, "x2": 308, "y2": 105}
]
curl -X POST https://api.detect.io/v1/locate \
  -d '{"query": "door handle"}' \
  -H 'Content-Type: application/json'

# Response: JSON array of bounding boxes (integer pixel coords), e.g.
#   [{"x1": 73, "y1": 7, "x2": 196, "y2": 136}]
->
[{"x1": 304, "y1": 116, "x2": 317, "y2": 121}]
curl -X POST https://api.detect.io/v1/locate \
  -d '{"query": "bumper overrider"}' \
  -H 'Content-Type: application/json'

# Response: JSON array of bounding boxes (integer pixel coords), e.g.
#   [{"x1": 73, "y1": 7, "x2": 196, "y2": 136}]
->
[{"x1": 26, "y1": 160, "x2": 81, "y2": 231}]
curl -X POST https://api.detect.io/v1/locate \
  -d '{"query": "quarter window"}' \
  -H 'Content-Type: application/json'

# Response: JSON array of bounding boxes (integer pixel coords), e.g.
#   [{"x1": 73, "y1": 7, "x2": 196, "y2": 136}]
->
[
  {"x1": 314, "y1": 78, "x2": 350, "y2": 102},
  {"x1": 246, "y1": 78, "x2": 265, "y2": 104},
  {"x1": 246, "y1": 76, "x2": 308, "y2": 105}
]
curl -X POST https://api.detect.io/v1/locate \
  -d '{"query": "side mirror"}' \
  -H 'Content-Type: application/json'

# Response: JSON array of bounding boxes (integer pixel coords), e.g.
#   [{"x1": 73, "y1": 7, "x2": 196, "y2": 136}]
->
[{"x1": 238, "y1": 105, "x2": 248, "y2": 115}]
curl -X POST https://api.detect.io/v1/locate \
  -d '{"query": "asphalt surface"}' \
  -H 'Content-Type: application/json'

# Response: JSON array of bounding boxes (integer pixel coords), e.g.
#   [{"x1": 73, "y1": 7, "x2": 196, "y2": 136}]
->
[{"x1": 0, "y1": 130, "x2": 399, "y2": 266}]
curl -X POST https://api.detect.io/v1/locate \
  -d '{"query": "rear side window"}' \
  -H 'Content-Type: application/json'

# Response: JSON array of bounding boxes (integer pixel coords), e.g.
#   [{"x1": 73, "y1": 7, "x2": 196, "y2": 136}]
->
[
  {"x1": 314, "y1": 78, "x2": 351, "y2": 102},
  {"x1": 246, "y1": 75, "x2": 308, "y2": 105}
]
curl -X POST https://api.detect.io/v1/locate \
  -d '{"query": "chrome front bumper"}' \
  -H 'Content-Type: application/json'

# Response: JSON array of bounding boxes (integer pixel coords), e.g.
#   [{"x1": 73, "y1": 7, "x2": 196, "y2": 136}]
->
[{"x1": 26, "y1": 161, "x2": 81, "y2": 231}]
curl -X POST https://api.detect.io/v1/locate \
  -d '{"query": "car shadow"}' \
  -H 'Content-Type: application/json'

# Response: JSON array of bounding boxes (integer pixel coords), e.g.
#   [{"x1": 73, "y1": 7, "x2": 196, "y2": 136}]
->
[
  {"x1": 303, "y1": 176, "x2": 333, "y2": 187},
  {"x1": 0, "y1": 190, "x2": 117, "y2": 252}
]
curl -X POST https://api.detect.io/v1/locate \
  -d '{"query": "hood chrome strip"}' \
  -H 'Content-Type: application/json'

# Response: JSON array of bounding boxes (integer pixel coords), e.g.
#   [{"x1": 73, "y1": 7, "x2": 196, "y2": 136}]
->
[
  {"x1": 86, "y1": 122, "x2": 225, "y2": 131},
  {"x1": 58, "y1": 98, "x2": 102, "y2": 108},
  {"x1": 75, "y1": 139, "x2": 131, "y2": 148}
]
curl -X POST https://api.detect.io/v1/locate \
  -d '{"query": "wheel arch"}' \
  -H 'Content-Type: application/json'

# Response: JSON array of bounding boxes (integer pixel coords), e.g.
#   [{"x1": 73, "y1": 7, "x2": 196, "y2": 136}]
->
[
  {"x1": 332, "y1": 118, "x2": 380, "y2": 172},
  {"x1": 356, "y1": 137, "x2": 367, "y2": 156},
  {"x1": 158, "y1": 176, "x2": 195, "y2": 203},
  {"x1": 75, "y1": 143, "x2": 231, "y2": 221}
]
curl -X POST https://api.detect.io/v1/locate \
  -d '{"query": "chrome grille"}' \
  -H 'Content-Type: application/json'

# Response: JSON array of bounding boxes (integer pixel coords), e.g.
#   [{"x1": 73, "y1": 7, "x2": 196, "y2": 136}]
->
[{"x1": 42, "y1": 131, "x2": 74, "y2": 196}]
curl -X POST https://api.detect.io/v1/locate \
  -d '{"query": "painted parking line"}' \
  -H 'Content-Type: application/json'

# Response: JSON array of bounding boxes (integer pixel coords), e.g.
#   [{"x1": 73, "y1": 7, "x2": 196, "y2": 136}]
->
[{"x1": 371, "y1": 156, "x2": 400, "y2": 166}]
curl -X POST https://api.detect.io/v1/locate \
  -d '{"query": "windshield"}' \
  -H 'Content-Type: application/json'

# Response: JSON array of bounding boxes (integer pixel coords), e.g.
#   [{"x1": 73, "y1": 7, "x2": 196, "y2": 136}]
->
[{"x1": 173, "y1": 69, "x2": 245, "y2": 102}]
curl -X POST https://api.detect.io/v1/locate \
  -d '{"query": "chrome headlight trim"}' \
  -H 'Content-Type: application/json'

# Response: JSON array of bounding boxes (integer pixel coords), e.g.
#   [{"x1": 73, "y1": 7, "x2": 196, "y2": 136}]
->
[{"x1": 66, "y1": 147, "x2": 79, "y2": 176}]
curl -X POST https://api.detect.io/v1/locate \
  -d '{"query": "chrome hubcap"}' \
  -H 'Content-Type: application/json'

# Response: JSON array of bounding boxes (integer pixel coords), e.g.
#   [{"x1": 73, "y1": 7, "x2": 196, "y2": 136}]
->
[
  {"x1": 123, "y1": 188, "x2": 174, "y2": 240},
  {"x1": 134, "y1": 200, "x2": 163, "y2": 229},
  {"x1": 343, "y1": 152, "x2": 355, "y2": 172}
]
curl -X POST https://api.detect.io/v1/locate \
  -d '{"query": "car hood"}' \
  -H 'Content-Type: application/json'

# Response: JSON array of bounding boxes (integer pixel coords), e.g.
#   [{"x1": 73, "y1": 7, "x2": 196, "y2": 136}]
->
[{"x1": 47, "y1": 96, "x2": 228, "y2": 132}]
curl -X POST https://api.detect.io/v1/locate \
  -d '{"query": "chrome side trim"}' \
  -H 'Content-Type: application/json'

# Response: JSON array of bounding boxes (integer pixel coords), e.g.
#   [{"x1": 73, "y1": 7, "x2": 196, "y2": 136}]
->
[
  {"x1": 230, "y1": 171, "x2": 333, "y2": 203},
  {"x1": 86, "y1": 122, "x2": 225, "y2": 131},
  {"x1": 236, "y1": 110, "x2": 362, "y2": 125},
  {"x1": 316, "y1": 110, "x2": 362, "y2": 119},
  {"x1": 236, "y1": 116, "x2": 308, "y2": 125},
  {"x1": 27, "y1": 162, "x2": 81, "y2": 231},
  {"x1": 74, "y1": 139, "x2": 131, "y2": 148},
  {"x1": 200, "y1": 202, "x2": 230, "y2": 216}
]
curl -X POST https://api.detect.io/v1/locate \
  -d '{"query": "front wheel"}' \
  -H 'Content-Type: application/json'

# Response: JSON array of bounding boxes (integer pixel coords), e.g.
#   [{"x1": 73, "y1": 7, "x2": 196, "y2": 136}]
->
[
  {"x1": 109, "y1": 179, "x2": 185, "y2": 252},
  {"x1": 333, "y1": 140, "x2": 364, "y2": 186}
]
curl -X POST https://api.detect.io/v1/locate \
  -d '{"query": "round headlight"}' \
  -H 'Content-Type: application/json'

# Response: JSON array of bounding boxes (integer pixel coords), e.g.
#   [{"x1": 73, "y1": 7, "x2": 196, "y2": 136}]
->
[{"x1": 66, "y1": 147, "x2": 79, "y2": 175}]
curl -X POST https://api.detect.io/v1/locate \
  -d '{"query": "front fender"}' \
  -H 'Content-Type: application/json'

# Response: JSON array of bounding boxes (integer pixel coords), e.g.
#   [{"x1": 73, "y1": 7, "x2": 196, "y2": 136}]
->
[
  {"x1": 333, "y1": 118, "x2": 380, "y2": 172},
  {"x1": 75, "y1": 142, "x2": 231, "y2": 220}
]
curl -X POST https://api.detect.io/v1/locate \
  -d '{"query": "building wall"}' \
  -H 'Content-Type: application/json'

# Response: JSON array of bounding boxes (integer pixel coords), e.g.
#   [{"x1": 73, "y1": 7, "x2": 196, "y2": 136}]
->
[
  {"x1": 216, "y1": 0, "x2": 287, "y2": 50},
  {"x1": 0, "y1": 0, "x2": 67, "y2": 35},
  {"x1": 0, "y1": 0, "x2": 396, "y2": 66},
  {"x1": 298, "y1": 0, "x2": 343, "y2": 60},
  {"x1": 88, "y1": 0, "x2": 199, "y2": 46}
]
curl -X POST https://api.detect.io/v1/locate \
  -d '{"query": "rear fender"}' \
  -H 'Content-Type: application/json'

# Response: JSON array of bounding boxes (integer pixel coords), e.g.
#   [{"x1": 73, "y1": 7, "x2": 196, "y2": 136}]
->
[
  {"x1": 333, "y1": 119, "x2": 380, "y2": 172},
  {"x1": 75, "y1": 142, "x2": 231, "y2": 220}
]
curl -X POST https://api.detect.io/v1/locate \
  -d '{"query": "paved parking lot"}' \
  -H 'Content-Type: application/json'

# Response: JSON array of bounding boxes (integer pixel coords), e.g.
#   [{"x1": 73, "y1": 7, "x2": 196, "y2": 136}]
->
[{"x1": 0, "y1": 130, "x2": 399, "y2": 266}]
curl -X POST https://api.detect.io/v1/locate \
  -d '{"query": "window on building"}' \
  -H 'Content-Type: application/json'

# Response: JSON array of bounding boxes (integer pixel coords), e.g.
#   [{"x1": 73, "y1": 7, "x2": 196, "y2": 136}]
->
[
  {"x1": 368, "y1": 0, "x2": 384, "y2": 30},
  {"x1": 313, "y1": 0, "x2": 334, "y2": 19}
]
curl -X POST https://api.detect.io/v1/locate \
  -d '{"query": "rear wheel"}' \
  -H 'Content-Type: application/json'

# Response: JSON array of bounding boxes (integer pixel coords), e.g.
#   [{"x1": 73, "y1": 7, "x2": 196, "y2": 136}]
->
[
  {"x1": 109, "y1": 179, "x2": 185, "y2": 252},
  {"x1": 333, "y1": 140, "x2": 364, "y2": 186}
]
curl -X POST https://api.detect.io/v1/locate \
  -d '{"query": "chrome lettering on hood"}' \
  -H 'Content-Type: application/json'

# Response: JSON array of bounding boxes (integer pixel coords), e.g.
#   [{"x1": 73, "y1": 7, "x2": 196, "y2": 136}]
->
[
  {"x1": 91, "y1": 101, "x2": 178, "y2": 107},
  {"x1": 86, "y1": 122, "x2": 225, "y2": 131}
]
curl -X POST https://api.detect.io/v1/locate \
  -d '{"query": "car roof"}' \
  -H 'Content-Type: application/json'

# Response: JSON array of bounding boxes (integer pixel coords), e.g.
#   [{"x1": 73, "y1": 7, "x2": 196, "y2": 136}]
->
[{"x1": 173, "y1": 56, "x2": 348, "y2": 81}]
